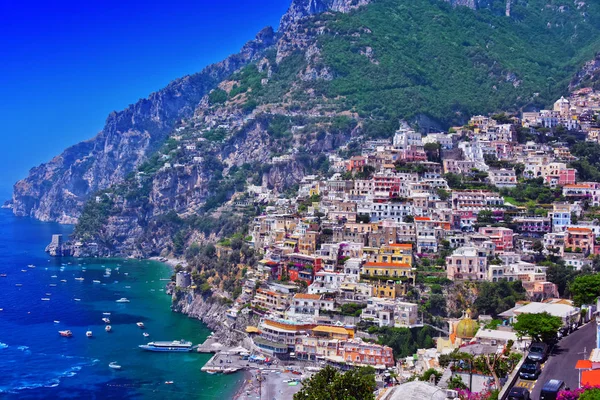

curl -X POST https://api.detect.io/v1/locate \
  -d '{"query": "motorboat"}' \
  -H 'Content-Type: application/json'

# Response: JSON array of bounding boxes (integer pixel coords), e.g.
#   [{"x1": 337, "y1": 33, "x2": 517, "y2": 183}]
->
[
  {"x1": 86, "y1": 331, "x2": 93, "y2": 338},
  {"x1": 165, "y1": 381, "x2": 174, "y2": 385},
  {"x1": 15, "y1": 284, "x2": 23, "y2": 287},
  {"x1": 116, "y1": 298, "x2": 130, "y2": 303},
  {"x1": 102, "y1": 318, "x2": 111, "y2": 324},
  {"x1": 0, "y1": 274, "x2": 7, "y2": 277},
  {"x1": 92, "y1": 280, "x2": 100, "y2": 284},
  {"x1": 103, "y1": 312, "x2": 111, "y2": 315},
  {"x1": 74, "y1": 298, "x2": 81, "y2": 302},
  {"x1": 49, "y1": 284, "x2": 57, "y2": 287},
  {"x1": 59, "y1": 330, "x2": 73, "y2": 338},
  {"x1": 54, "y1": 320, "x2": 60, "y2": 324},
  {"x1": 75, "y1": 277, "x2": 84, "y2": 281},
  {"x1": 51, "y1": 275, "x2": 57, "y2": 278},
  {"x1": 41, "y1": 298, "x2": 50, "y2": 301},
  {"x1": 136, "y1": 322, "x2": 145, "y2": 328},
  {"x1": 27, "y1": 264, "x2": 35, "y2": 268},
  {"x1": 108, "y1": 362, "x2": 121, "y2": 370},
  {"x1": 143, "y1": 332, "x2": 150, "y2": 337},
  {"x1": 60, "y1": 280, "x2": 67, "y2": 283},
  {"x1": 105, "y1": 325, "x2": 112, "y2": 332}
]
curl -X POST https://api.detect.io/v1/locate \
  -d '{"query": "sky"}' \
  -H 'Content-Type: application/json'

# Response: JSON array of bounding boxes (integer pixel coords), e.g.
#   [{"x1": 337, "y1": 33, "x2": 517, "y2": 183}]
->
[{"x1": 0, "y1": 0, "x2": 290, "y2": 199}]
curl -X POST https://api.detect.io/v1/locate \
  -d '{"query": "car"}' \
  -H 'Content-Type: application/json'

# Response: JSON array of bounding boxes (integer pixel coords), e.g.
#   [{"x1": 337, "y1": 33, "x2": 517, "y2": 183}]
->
[
  {"x1": 527, "y1": 342, "x2": 549, "y2": 362},
  {"x1": 508, "y1": 387, "x2": 530, "y2": 400},
  {"x1": 519, "y1": 361, "x2": 542, "y2": 380},
  {"x1": 540, "y1": 379, "x2": 566, "y2": 400}
]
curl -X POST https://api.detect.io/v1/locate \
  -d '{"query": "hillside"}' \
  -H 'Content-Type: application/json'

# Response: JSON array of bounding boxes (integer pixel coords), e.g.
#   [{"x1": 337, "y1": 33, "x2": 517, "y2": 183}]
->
[{"x1": 11, "y1": 0, "x2": 600, "y2": 255}]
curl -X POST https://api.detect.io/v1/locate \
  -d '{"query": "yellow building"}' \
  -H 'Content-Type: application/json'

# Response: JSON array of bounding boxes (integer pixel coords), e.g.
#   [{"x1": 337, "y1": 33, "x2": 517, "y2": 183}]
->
[
  {"x1": 373, "y1": 281, "x2": 406, "y2": 299},
  {"x1": 362, "y1": 262, "x2": 414, "y2": 281},
  {"x1": 377, "y1": 243, "x2": 413, "y2": 266}
]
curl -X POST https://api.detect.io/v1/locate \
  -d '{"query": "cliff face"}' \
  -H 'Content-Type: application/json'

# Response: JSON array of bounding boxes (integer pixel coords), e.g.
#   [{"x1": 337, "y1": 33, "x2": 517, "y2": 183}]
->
[{"x1": 12, "y1": 28, "x2": 276, "y2": 223}]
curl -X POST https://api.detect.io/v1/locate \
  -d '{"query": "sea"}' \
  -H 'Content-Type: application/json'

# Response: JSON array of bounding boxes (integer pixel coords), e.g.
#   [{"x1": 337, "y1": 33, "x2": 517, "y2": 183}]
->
[{"x1": 0, "y1": 209, "x2": 243, "y2": 399}]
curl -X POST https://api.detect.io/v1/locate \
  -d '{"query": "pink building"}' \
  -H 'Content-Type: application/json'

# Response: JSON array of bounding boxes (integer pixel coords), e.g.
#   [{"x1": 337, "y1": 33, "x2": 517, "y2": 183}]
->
[{"x1": 479, "y1": 226, "x2": 514, "y2": 252}]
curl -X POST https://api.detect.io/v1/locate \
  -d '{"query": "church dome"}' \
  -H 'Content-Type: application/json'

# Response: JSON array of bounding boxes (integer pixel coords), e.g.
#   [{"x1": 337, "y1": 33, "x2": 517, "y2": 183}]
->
[{"x1": 455, "y1": 309, "x2": 478, "y2": 339}]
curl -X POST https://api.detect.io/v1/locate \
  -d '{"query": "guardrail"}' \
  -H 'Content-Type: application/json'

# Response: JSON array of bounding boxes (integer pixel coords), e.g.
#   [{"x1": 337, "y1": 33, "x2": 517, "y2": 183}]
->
[{"x1": 499, "y1": 357, "x2": 526, "y2": 400}]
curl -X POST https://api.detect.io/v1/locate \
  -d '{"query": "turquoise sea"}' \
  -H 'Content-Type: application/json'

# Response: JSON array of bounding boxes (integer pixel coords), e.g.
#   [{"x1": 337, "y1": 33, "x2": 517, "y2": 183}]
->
[{"x1": 0, "y1": 209, "x2": 243, "y2": 399}]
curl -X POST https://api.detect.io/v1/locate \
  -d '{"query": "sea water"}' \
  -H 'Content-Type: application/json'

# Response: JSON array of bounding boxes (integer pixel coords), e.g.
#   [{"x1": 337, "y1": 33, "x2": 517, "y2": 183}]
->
[{"x1": 0, "y1": 209, "x2": 243, "y2": 399}]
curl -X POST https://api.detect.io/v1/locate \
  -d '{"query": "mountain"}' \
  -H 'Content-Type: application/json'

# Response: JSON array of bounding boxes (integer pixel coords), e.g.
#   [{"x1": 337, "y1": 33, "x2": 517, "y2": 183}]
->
[{"x1": 12, "y1": 0, "x2": 600, "y2": 255}]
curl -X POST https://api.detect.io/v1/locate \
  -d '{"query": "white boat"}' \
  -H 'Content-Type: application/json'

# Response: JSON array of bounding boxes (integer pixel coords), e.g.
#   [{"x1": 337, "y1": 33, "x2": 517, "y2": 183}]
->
[
  {"x1": 103, "y1": 312, "x2": 111, "y2": 316},
  {"x1": 51, "y1": 275, "x2": 57, "y2": 278},
  {"x1": 41, "y1": 298, "x2": 50, "y2": 301},
  {"x1": 15, "y1": 284, "x2": 23, "y2": 287},
  {"x1": 143, "y1": 332, "x2": 150, "y2": 337},
  {"x1": 108, "y1": 362, "x2": 121, "y2": 370},
  {"x1": 116, "y1": 298, "x2": 130, "y2": 303},
  {"x1": 54, "y1": 320, "x2": 60, "y2": 324},
  {"x1": 27, "y1": 264, "x2": 35, "y2": 268},
  {"x1": 60, "y1": 280, "x2": 67, "y2": 283},
  {"x1": 125, "y1": 286, "x2": 131, "y2": 289},
  {"x1": 75, "y1": 277, "x2": 84, "y2": 281},
  {"x1": 74, "y1": 298, "x2": 81, "y2": 302},
  {"x1": 105, "y1": 325, "x2": 112, "y2": 332},
  {"x1": 86, "y1": 331, "x2": 93, "y2": 338},
  {"x1": 124, "y1": 273, "x2": 129, "y2": 276},
  {"x1": 102, "y1": 318, "x2": 111, "y2": 324},
  {"x1": 136, "y1": 322, "x2": 145, "y2": 328},
  {"x1": 49, "y1": 284, "x2": 57, "y2": 287},
  {"x1": 21, "y1": 269, "x2": 27, "y2": 272},
  {"x1": 45, "y1": 293, "x2": 51, "y2": 296},
  {"x1": 92, "y1": 280, "x2": 101, "y2": 284}
]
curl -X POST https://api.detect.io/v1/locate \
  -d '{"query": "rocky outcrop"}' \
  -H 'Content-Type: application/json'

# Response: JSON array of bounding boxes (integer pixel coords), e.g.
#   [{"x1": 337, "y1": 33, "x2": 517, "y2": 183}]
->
[
  {"x1": 12, "y1": 28, "x2": 277, "y2": 223},
  {"x1": 570, "y1": 52, "x2": 600, "y2": 90},
  {"x1": 279, "y1": 0, "x2": 372, "y2": 31}
]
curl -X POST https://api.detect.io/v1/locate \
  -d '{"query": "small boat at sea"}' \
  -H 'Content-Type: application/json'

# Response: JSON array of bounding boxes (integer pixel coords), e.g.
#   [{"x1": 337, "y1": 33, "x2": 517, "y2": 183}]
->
[
  {"x1": 105, "y1": 325, "x2": 112, "y2": 332},
  {"x1": 49, "y1": 284, "x2": 57, "y2": 287},
  {"x1": 116, "y1": 298, "x2": 130, "y2": 303},
  {"x1": 45, "y1": 293, "x2": 51, "y2": 296},
  {"x1": 92, "y1": 280, "x2": 100, "y2": 284},
  {"x1": 103, "y1": 312, "x2": 111, "y2": 316},
  {"x1": 86, "y1": 331, "x2": 93, "y2": 338},
  {"x1": 0, "y1": 274, "x2": 7, "y2": 277},
  {"x1": 75, "y1": 277, "x2": 84, "y2": 281},
  {"x1": 27, "y1": 264, "x2": 35, "y2": 269},
  {"x1": 21, "y1": 269, "x2": 27, "y2": 272},
  {"x1": 143, "y1": 332, "x2": 150, "y2": 337},
  {"x1": 102, "y1": 318, "x2": 110, "y2": 324},
  {"x1": 15, "y1": 284, "x2": 23, "y2": 287},
  {"x1": 103, "y1": 274, "x2": 111, "y2": 278},
  {"x1": 205, "y1": 370, "x2": 218, "y2": 375},
  {"x1": 136, "y1": 322, "x2": 145, "y2": 328},
  {"x1": 125, "y1": 286, "x2": 131, "y2": 289},
  {"x1": 60, "y1": 280, "x2": 67, "y2": 283},
  {"x1": 59, "y1": 330, "x2": 73, "y2": 338},
  {"x1": 139, "y1": 340, "x2": 193, "y2": 352},
  {"x1": 51, "y1": 275, "x2": 57, "y2": 278},
  {"x1": 165, "y1": 381, "x2": 174, "y2": 385},
  {"x1": 41, "y1": 298, "x2": 50, "y2": 301},
  {"x1": 124, "y1": 273, "x2": 129, "y2": 276},
  {"x1": 74, "y1": 298, "x2": 81, "y2": 302},
  {"x1": 54, "y1": 320, "x2": 60, "y2": 324},
  {"x1": 108, "y1": 362, "x2": 121, "y2": 370}
]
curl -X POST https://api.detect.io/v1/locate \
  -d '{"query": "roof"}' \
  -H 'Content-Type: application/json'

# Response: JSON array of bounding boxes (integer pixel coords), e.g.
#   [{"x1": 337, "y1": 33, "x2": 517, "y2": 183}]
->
[
  {"x1": 294, "y1": 293, "x2": 321, "y2": 300},
  {"x1": 364, "y1": 262, "x2": 411, "y2": 268},
  {"x1": 388, "y1": 244, "x2": 413, "y2": 249},
  {"x1": 383, "y1": 382, "x2": 446, "y2": 400},
  {"x1": 567, "y1": 227, "x2": 593, "y2": 233},
  {"x1": 582, "y1": 370, "x2": 600, "y2": 386},
  {"x1": 474, "y1": 329, "x2": 519, "y2": 342},
  {"x1": 514, "y1": 302, "x2": 578, "y2": 319},
  {"x1": 576, "y1": 360, "x2": 592, "y2": 369},
  {"x1": 312, "y1": 326, "x2": 350, "y2": 335},
  {"x1": 245, "y1": 326, "x2": 260, "y2": 334}
]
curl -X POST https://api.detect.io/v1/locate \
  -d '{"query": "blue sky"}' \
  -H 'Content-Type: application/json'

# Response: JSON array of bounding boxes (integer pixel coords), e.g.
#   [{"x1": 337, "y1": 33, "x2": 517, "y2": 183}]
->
[{"x1": 0, "y1": 0, "x2": 290, "y2": 198}]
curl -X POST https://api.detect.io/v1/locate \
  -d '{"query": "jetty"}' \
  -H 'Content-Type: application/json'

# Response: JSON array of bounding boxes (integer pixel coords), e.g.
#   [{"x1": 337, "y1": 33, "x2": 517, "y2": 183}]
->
[{"x1": 200, "y1": 345, "x2": 253, "y2": 374}]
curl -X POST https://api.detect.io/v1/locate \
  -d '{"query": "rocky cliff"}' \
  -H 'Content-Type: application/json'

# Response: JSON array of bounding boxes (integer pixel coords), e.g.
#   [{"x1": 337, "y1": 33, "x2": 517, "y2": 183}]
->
[{"x1": 12, "y1": 27, "x2": 277, "y2": 223}]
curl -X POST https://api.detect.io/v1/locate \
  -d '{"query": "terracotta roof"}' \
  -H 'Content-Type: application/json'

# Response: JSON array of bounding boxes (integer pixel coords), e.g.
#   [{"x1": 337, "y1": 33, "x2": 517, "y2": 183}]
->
[
  {"x1": 294, "y1": 293, "x2": 321, "y2": 300},
  {"x1": 312, "y1": 326, "x2": 350, "y2": 335},
  {"x1": 567, "y1": 227, "x2": 593, "y2": 233},
  {"x1": 388, "y1": 244, "x2": 413, "y2": 248},
  {"x1": 414, "y1": 217, "x2": 431, "y2": 221},
  {"x1": 364, "y1": 262, "x2": 411, "y2": 268}
]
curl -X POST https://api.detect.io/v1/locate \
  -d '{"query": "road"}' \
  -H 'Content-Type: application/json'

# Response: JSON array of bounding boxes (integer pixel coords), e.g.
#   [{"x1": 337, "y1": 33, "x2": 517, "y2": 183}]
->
[{"x1": 525, "y1": 322, "x2": 596, "y2": 399}]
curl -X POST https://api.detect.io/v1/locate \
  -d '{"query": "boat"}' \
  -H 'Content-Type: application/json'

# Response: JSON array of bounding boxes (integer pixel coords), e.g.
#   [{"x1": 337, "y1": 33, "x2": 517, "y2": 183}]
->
[
  {"x1": 86, "y1": 331, "x2": 93, "y2": 338},
  {"x1": 92, "y1": 280, "x2": 101, "y2": 284},
  {"x1": 51, "y1": 275, "x2": 57, "y2": 278},
  {"x1": 49, "y1": 284, "x2": 57, "y2": 287},
  {"x1": 223, "y1": 368, "x2": 239, "y2": 374},
  {"x1": 125, "y1": 286, "x2": 131, "y2": 289},
  {"x1": 15, "y1": 284, "x2": 23, "y2": 287},
  {"x1": 105, "y1": 325, "x2": 112, "y2": 332},
  {"x1": 124, "y1": 273, "x2": 129, "y2": 276},
  {"x1": 45, "y1": 293, "x2": 51, "y2": 296},
  {"x1": 60, "y1": 280, "x2": 67, "y2": 283},
  {"x1": 27, "y1": 264, "x2": 35, "y2": 268},
  {"x1": 41, "y1": 298, "x2": 50, "y2": 301},
  {"x1": 0, "y1": 274, "x2": 7, "y2": 277},
  {"x1": 205, "y1": 370, "x2": 218, "y2": 375},
  {"x1": 102, "y1": 318, "x2": 110, "y2": 324},
  {"x1": 139, "y1": 340, "x2": 193, "y2": 352},
  {"x1": 75, "y1": 277, "x2": 84, "y2": 281},
  {"x1": 165, "y1": 381, "x2": 174, "y2": 385},
  {"x1": 54, "y1": 320, "x2": 60, "y2": 324},
  {"x1": 116, "y1": 298, "x2": 130, "y2": 303},
  {"x1": 103, "y1": 312, "x2": 111, "y2": 316},
  {"x1": 103, "y1": 274, "x2": 111, "y2": 278},
  {"x1": 59, "y1": 330, "x2": 73, "y2": 338},
  {"x1": 21, "y1": 269, "x2": 26, "y2": 272},
  {"x1": 143, "y1": 332, "x2": 150, "y2": 337},
  {"x1": 74, "y1": 298, "x2": 81, "y2": 302},
  {"x1": 136, "y1": 322, "x2": 145, "y2": 328},
  {"x1": 108, "y1": 362, "x2": 121, "y2": 370}
]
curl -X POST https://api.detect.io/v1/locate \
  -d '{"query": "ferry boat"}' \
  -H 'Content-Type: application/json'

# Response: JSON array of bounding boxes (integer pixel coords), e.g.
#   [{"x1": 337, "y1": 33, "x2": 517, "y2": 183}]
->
[
  {"x1": 139, "y1": 340, "x2": 193, "y2": 352},
  {"x1": 86, "y1": 331, "x2": 93, "y2": 338},
  {"x1": 116, "y1": 298, "x2": 130, "y2": 303},
  {"x1": 105, "y1": 325, "x2": 112, "y2": 332},
  {"x1": 59, "y1": 330, "x2": 73, "y2": 338},
  {"x1": 136, "y1": 322, "x2": 145, "y2": 328}
]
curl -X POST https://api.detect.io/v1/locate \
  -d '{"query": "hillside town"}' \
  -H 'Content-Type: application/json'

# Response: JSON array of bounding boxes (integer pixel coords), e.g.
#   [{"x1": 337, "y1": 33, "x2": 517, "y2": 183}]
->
[{"x1": 167, "y1": 88, "x2": 600, "y2": 397}]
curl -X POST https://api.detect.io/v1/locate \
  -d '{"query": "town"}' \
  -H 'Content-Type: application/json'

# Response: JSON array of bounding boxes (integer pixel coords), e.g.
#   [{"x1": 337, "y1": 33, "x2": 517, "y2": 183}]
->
[{"x1": 166, "y1": 88, "x2": 600, "y2": 398}]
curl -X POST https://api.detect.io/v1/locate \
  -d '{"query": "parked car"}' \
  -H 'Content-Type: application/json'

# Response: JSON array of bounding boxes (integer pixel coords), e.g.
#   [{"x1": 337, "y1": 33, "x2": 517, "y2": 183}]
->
[
  {"x1": 540, "y1": 379, "x2": 566, "y2": 400},
  {"x1": 519, "y1": 361, "x2": 542, "y2": 380},
  {"x1": 527, "y1": 342, "x2": 549, "y2": 362},
  {"x1": 508, "y1": 387, "x2": 531, "y2": 400}
]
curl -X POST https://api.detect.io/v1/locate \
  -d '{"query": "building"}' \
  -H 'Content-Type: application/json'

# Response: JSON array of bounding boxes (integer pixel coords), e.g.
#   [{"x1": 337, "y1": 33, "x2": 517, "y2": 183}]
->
[
  {"x1": 565, "y1": 227, "x2": 595, "y2": 254},
  {"x1": 362, "y1": 261, "x2": 415, "y2": 282},
  {"x1": 479, "y1": 226, "x2": 514, "y2": 252},
  {"x1": 251, "y1": 287, "x2": 292, "y2": 314},
  {"x1": 446, "y1": 246, "x2": 489, "y2": 281},
  {"x1": 288, "y1": 293, "x2": 335, "y2": 317},
  {"x1": 488, "y1": 168, "x2": 517, "y2": 188},
  {"x1": 255, "y1": 318, "x2": 315, "y2": 356}
]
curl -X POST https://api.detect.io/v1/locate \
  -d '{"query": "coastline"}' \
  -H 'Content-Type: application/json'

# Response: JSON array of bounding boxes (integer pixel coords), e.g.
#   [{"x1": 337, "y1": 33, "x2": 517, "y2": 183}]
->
[{"x1": 148, "y1": 256, "x2": 188, "y2": 269}]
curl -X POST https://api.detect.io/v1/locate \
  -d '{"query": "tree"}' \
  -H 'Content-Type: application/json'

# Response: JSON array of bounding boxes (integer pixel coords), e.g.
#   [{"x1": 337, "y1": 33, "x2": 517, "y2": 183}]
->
[
  {"x1": 512, "y1": 312, "x2": 562, "y2": 343},
  {"x1": 570, "y1": 274, "x2": 600, "y2": 306},
  {"x1": 294, "y1": 366, "x2": 376, "y2": 400},
  {"x1": 477, "y1": 210, "x2": 494, "y2": 224},
  {"x1": 403, "y1": 215, "x2": 415, "y2": 223}
]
